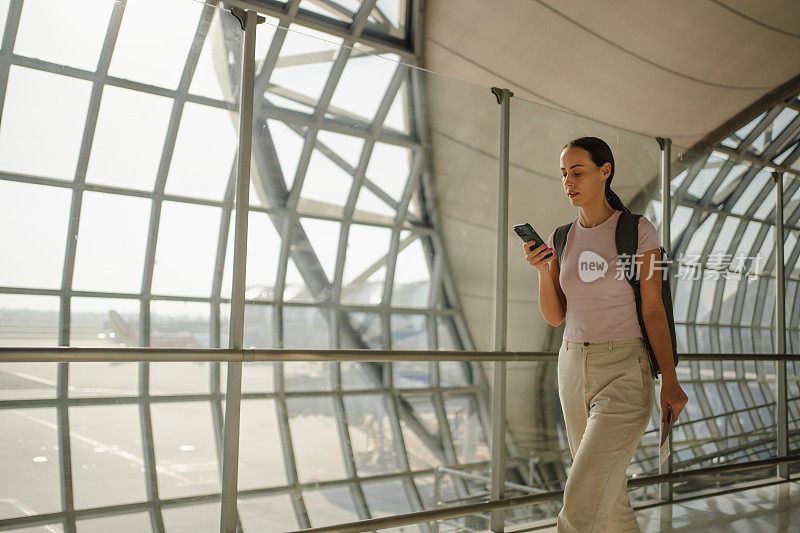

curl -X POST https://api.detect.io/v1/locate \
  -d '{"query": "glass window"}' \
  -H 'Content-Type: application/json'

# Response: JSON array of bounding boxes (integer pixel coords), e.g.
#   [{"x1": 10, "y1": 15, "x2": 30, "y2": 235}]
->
[
  {"x1": 70, "y1": 296, "x2": 140, "y2": 348},
  {"x1": 300, "y1": 0, "x2": 357, "y2": 23},
  {"x1": 238, "y1": 494, "x2": 297, "y2": 532},
  {"x1": 269, "y1": 24, "x2": 342, "y2": 109},
  {"x1": 686, "y1": 151, "x2": 726, "y2": 199},
  {"x1": 341, "y1": 224, "x2": 391, "y2": 305},
  {"x1": 392, "y1": 237, "x2": 431, "y2": 308},
  {"x1": 0, "y1": 408, "x2": 61, "y2": 519},
  {"x1": 445, "y1": 395, "x2": 489, "y2": 463},
  {"x1": 14, "y1": 0, "x2": 115, "y2": 71},
  {"x1": 73, "y1": 192, "x2": 150, "y2": 293},
  {"x1": 330, "y1": 52, "x2": 400, "y2": 123},
  {"x1": 189, "y1": 8, "x2": 246, "y2": 102},
  {"x1": 70, "y1": 405, "x2": 147, "y2": 509},
  {"x1": 437, "y1": 317, "x2": 458, "y2": 351},
  {"x1": 285, "y1": 360, "x2": 329, "y2": 392},
  {"x1": 108, "y1": 0, "x2": 204, "y2": 90},
  {"x1": 162, "y1": 502, "x2": 220, "y2": 533},
  {"x1": 222, "y1": 212, "x2": 281, "y2": 300},
  {"x1": 0, "y1": 359, "x2": 58, "y2": 401},
  {"x1": 0, "y1": 1, "x2": 9, "y2": 43},
  {"x1": 242, "y1": 362, "x2": 275, "y2": 393},
  {"x1": 401, "y1": 415, "x2": 441, "y2": 471},
  {"x1": 391, "y1": 314, "x2": 428, "y2": 350},
  {"x1": 440, "y1": 362, "x2": 468, "y2": 387},
  {"x1": 283, "y1": 306, "x2": 329, "y2": 349},
  {"x1": 0, "y1": 182, "x2": 71, "y2": 289},
  {"x1": 299, "y1": 149, "x2": 353, "y2": 209},
  {"x1": 304, "y1": 486, "x2": 359, "y2": 528},
  {"x1": 238, "y1": 399, "x2": 286, "y2": 490},
  {"x1": 731, "y1": 168, "x2": 770, "y2": 216},
  {"x1": 343, "y1": 311, "x2": 383, "y2": 350},
  {"x1": 253, "y1": 120, "x2": 306, "y2": 194},
  {"x1": 0, "y1": 294, "x2": 59, "y2": 349},
  {"x1": 151, "y1": 402, "x2": 220, "y2": 499},
  {"x1": 317, "y1": 129, "x2": 364, "y2": 169},
  {"x1": 165, "y1": 103, "x2": 237, "y2": 201},
  {"x1": 86, "y1": 85, "x2": 173, "y2": 190},
  {"x1": 685, "y1": 212, "x2": 717, "y2": 256},
  {"x1": 710, "y1": 163, "x2": 748, "y2": 205},
  {"x1": 344, "y1": 394, "x2": 402, "y2": 475},
  {"x1": 299, "y1": 217, "x2": 340, "y2": 283},
  {"x1": 366, "y1": 142, "x2": 411, "y2": 202},
  {"x1": 368, "y1": 0, "x2": 407, "y2": 39},
  {"x1": 354, "y1": 186, "x2": 396, "y2": 220},
  {"x1": 0, "y1": 66, "x2": 92, "y2": 180},
  {"x1": 286, "y1": 396, "x2": 346, "y2": 483},
  {"x1": 150, "y1": 299, "x2": 209, "y2": 348},
  {"x1": 77, "y1": 513, "x2": 152, "y2": 533},
  {"x1": 152, "y1": 201, "x2": 221, "y2": 298},
  {"x1": 242, "y1": 304, "x2": 274, "y2": 349},
  {"x1": 384, "y1": 79, "x2": 410, "y2": 133},
  {"x1": 362, "y1": 479, "x2": 415, "y2": 527}
]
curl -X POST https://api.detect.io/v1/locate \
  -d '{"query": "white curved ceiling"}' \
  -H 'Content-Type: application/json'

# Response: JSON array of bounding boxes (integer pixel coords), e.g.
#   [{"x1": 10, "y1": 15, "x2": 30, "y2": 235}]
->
[{"x1": 423, "y1": 0, "x2": 800, "y2": 148}]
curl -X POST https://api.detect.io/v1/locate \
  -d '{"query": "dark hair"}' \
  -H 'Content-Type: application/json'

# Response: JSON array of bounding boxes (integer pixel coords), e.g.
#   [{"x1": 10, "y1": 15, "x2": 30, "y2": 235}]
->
[{"x1": 562, "y1": 136, "x2": 631, "y2": 214}]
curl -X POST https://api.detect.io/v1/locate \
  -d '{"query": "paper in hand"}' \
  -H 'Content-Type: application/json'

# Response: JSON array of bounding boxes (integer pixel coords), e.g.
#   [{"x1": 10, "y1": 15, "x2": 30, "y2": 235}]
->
[{"x1": 659, "y1": 405, "x2": 673, "y2": 466}]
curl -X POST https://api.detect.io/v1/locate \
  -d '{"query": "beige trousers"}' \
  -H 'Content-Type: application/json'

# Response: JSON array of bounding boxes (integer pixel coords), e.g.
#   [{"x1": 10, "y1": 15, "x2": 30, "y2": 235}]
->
[{"x1": 556, "y1": 336, "x2": 655, "y2": 533}]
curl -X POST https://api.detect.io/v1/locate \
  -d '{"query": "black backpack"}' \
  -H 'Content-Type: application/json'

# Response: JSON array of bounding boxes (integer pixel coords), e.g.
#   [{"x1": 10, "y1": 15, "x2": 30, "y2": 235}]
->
[{"x1": 552, "y1": 211, "x2": 679, "y2": 379}]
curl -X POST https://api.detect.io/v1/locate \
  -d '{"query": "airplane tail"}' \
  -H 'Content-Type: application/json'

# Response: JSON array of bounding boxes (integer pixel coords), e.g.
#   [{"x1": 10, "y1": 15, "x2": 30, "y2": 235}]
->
[{"x1": 108, "y1": 310, "x2": 138, "y2": 345}]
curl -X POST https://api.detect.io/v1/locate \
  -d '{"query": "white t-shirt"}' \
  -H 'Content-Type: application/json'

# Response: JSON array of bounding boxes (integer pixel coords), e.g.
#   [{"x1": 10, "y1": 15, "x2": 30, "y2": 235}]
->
[{"x1": 546, "y1": 210, "x2": 660, "y2": 342}]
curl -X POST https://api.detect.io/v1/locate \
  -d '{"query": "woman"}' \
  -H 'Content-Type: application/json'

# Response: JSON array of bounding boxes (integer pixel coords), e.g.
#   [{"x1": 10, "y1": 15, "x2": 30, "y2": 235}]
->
[{"x1": 523, "y1": 136, "x2": 688, "y2": 532}]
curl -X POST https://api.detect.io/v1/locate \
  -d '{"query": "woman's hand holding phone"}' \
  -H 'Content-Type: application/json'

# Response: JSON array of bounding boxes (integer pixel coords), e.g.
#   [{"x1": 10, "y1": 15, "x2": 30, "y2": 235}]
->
[{"x1": 523, "y1": 242, "x2": 557, "y2": 272}]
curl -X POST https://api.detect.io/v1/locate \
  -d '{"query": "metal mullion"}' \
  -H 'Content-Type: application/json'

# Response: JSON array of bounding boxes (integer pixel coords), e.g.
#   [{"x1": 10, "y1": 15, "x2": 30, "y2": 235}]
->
[
  {"x1": 55, "y1": 363, "x2": 76, "y2": 533},
  {"x1": 228, "y1": 0, "x2": 414, "y2": 60},
  {"x1": 774, "y1": 172, "x2": 789, "y2": 478},
  {"x1": 0, "y1": 0, "x2": 23, "y2": 120},
  {"x1": 282, "y1": 121, "x2": 402, "y2": 211},
  {"x1": 760, "y1": 115, "x2": 800, "y2": 162},
  {"x1": 209, "y1": 168, "x2": 237, "y2": 521},
  {"x1": 50, "y1": 5, "x2": 127, "y2": 529},
  {"x1": 273, "y1": 363, "x2": 311, "y2": 528},
  {"x1": 9, "y1": 52, "x2": 237, "y2": 109},
  {"x1": 384, "y1": 389, "x2": 429, "y2": 529},
  {"x1": 672, "y1": 151, "x2": 711, "y2": 206},
  {"x1": 258, "y1": 100, "x2": 419, "y2": 147},
  {"x1": 740, "y1": 106, "x2": 787, "y2": 152},
  {"x1": 329, "y1": 53, "x2": 404, "y2": 349},
  {"x1": 140, "y1": 2, "x2": 216, "y2": 346},
  {"x1": 674, "y1": 193, "x2": 800, "y2": 235},
  {"x1": 138, "y1": 364, "x2": 166, "y2": 533},
  {"x1": 330, "y1": 365, "x2": 371, "y2": 520},
  {"x1": 219, "y1": 7, "x2": 262, "y2": 532},
  {"x1": 283, "y1": 39, "x2": 361, "y2": 213},
  {"x1": 274, "y1": 215, "x2": 292, "y2": 349},
  {"x1": 431, "y1": 391, "x2": 468, "y2": 499}
]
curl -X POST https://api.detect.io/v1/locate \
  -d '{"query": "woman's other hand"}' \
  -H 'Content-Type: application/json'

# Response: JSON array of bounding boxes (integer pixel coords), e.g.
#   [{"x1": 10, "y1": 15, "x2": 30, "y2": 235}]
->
[
  {"x1": 661, "y1": 380, "x2": 688, "y2": 424},
  {"x1": 523, "y1": 242, "x2": 557, "y2": 272}
]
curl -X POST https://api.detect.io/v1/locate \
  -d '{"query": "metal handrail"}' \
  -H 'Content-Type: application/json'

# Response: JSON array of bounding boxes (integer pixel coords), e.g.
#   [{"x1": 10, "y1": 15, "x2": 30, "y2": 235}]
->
[
  {"x1": 1, "y1": 347, "x2": 799, "y2": 363},
  {"x1": 289, "y1": 452, "x2": 800, "y2": 533}
]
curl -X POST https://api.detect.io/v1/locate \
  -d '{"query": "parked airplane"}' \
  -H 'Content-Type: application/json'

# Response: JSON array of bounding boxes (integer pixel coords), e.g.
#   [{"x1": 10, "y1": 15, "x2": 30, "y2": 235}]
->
[{"x1": 108, "y1": 310, "x2": 201, "y2": 348}]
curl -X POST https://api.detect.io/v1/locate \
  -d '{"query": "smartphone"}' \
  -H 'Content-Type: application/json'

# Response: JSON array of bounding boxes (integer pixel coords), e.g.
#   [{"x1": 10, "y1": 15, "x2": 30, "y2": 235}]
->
[{"x1": 514, "y1": 223, "x2": 553, "y2": 259}]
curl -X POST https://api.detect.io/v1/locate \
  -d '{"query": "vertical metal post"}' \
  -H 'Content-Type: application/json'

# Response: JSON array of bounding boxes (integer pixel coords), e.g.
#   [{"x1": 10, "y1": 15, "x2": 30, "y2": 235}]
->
[
  {"x1": 220, "y1": 8, "x2": 262, "y2": 533},
  {"x1": 656, "y1": 137, "x2": 674, "y2": 502},
  {"x1": 773, "y1": 171, "x2": 788, "y2": 479},
  {"x1": 490, "y1": 87, "x2": 512, "y2": 533}
]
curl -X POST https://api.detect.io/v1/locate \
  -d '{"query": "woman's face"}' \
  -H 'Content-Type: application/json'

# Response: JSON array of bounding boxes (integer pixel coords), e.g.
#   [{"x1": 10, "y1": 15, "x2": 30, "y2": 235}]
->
[{"x1": 560, "y1": 146, "x2": 611, "y2": 206}]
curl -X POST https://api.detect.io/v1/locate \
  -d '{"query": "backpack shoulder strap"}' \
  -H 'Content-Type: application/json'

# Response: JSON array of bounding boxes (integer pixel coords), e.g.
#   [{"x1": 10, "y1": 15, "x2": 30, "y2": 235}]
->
[
  {"x1": 615, "y1": 212, "x2": 641, "y2": 284},
  {"x1": 553, "y1": 221, "x2": 573, "y2": 269}
]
